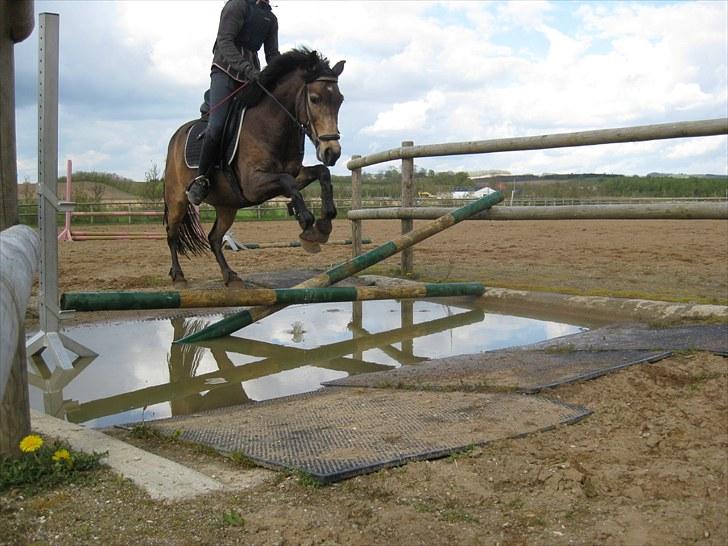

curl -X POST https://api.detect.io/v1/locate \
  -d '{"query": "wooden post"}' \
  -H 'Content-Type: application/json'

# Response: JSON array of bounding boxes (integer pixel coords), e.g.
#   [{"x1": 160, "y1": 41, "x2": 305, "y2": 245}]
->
[
  {"x1": 0, "y1": 0, "x2": 34, "y2": 230},
  {"x1": 0, "y1": 1, "x2": 34, "y2": 457},
  {"x1": 350, "y1": 154, "x2": 362, "y2": 257},
  {"x1": 400, "y1": 141, "x2": 414, "y2": 276},
  {"x1": 401, "y1": 300, "x2": 414, "y2": 360}
]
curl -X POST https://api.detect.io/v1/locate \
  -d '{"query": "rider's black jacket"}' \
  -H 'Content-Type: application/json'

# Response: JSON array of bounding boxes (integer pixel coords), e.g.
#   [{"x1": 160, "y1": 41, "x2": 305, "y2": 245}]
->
[{"x1": 211, "y1": 0, "x2": 279, "y2": 82}]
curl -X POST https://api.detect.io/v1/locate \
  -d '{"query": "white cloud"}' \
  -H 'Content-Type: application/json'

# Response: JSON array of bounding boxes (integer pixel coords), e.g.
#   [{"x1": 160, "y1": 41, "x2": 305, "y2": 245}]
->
[
  {"x1": 665, "y1": 135, "x2": 728, "y2": 160},
  {"x1": 117, "y1": 2, "x2": 220, "y2": 88},
  {"x1": 12, "y1": 0, "x2": 728, "y2": 181},
  {"x1": 362, "y1": 90, "x2": 445, "y2": 134}
]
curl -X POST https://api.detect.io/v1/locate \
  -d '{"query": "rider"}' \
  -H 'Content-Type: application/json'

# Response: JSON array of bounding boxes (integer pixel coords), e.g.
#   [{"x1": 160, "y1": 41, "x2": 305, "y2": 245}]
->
[{"x1": 186, "y1": 0, "x2": 280, "y2": 206}]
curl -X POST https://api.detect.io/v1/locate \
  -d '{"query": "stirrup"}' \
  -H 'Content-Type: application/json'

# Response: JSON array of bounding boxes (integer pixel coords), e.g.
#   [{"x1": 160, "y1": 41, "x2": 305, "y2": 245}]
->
[{"x1": 186, "y1": 175, "x2": 210, "y2": 206}]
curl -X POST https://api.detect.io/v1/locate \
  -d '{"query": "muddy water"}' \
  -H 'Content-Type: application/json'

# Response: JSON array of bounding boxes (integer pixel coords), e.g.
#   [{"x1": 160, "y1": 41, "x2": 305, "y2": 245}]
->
[{"x1": 28, "y1": 299, "x2": 585, "y2": 428}]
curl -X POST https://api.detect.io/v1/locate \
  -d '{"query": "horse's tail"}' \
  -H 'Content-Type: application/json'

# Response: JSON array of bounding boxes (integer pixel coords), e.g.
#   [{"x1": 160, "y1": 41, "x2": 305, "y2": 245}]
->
[
  {"x1": 162, "y1": 122, "x2": 210, "y2": 256},
  {"x1": 163, "y1": 200, "x2": 209, "y2": 257}
]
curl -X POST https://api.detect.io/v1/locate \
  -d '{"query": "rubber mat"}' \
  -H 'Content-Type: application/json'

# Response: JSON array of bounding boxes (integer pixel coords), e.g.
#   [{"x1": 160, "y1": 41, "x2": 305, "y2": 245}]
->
[
  {"x1": 528, "y1": 323, "x2": 727, "y2": 355},
  {"x1": 327, "y1": 323, "x2": 726, "y2": 393},
  {"x1": 148, "y1": 389, "x2": 590, "y2": 483},
  {"x1": 325, "y1": 350, "x2": 672, "y2": 393}
]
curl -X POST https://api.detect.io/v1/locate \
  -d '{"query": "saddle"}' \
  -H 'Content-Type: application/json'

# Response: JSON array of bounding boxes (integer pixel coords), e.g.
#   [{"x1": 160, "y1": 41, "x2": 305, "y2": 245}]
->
[{"x1": 183, "y1": 94, "x2": 246, "y2": 170}]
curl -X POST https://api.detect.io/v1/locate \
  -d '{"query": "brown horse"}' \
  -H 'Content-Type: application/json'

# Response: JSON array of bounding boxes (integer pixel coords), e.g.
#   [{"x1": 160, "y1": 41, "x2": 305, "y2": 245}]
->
[{"x1": 164, "y1": 48, "x2": 345, "y2": 287}]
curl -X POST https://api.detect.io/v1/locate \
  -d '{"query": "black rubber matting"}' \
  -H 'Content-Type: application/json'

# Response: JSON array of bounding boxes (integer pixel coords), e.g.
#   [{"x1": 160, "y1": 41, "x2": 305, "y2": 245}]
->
[
  {"x1": 326, "y1": 323, "x2": 726, "y2": 393},
  {"x1": 148, "y1": 389, "x2": 590, "y2": 483},
  {"x1": 325, "y1": 349, "x2": 672, "y2": 393},
  {"x1": 529, "y1": 323, "x2": 728, "y2": 356}
]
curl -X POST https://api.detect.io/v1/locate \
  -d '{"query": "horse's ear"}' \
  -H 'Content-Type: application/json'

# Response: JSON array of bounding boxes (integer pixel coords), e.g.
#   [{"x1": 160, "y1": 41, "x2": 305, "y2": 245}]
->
[{"x1": 331, "y1": 60, "x2": 345, "y2": 77}]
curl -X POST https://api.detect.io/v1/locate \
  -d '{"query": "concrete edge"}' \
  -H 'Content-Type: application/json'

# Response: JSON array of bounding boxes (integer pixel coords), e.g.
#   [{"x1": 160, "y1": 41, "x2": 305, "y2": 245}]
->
[{"x1": 30, "y1": 410, "x2": 225, "y2": 501}]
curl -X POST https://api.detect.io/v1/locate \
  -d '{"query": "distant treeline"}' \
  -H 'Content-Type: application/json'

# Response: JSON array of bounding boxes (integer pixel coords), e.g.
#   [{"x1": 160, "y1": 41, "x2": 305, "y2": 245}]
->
[
  {"x1": 496, "y1": 174, "x2": 728, "y2": 199},
  {"x1": 51, "y1": 168, "x2": 727, "y2": 201},
  {"x1": 57, "y1": 168, "x2": 163, "y2": 201}
]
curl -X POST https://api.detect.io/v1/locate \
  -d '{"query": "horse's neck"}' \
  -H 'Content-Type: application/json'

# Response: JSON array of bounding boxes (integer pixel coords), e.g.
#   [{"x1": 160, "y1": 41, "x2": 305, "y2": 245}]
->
[
  {"x1": 255, "y1": 78, "x2": 305, "y2": 154},
  {"x1": 239, "y1": 77, "x2": 305, "y2": 163}
]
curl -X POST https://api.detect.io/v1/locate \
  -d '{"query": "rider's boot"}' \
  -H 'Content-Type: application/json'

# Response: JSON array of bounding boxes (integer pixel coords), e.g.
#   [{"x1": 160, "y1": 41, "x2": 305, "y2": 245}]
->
[
  {"x1": 186, "y1": 132, "x2": 219, "y2": 206},
  {"x1": 186, "y1": 175, "x2": 210, "y2": 206}
]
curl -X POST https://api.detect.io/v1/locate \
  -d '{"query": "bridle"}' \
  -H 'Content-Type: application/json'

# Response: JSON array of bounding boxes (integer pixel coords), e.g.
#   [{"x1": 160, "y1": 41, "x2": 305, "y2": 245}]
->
[{"x1": 255, "y1": 76, "x2": 341, "y2": 152}]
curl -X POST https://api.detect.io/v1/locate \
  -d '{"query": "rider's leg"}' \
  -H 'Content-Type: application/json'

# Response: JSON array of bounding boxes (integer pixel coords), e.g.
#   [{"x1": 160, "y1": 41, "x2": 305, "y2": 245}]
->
[{"x1": 186, "y1": 68, "x2": 238, "y2": 206}]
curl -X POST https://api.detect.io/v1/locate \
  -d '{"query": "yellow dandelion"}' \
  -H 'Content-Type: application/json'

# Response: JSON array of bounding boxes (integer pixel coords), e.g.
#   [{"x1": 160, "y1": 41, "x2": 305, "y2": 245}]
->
[
  {"x1": 19, "y1": 434, "x2": 44, "y2": 453},
  {"x1": 52, "y1": 448, "x2": 71, "y2": 462}
]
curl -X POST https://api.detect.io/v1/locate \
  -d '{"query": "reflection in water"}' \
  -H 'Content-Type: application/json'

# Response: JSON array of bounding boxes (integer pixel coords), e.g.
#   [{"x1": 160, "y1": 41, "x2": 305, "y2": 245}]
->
[
  {"x1": 167, "y1": 318, "x2": 252, "y2": 416},
  {"x1": 27, "y1": 300, "x2": 585, "y2": 428}
]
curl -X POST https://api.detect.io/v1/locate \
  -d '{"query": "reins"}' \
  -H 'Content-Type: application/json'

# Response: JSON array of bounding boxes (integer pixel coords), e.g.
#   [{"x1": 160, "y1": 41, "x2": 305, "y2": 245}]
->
[
  {"x1": 255, "y1": 76, "x2": 341, "y2": 149},
  {"x1": 208, "y1": 80, "x2": 252, "y2": 116},
  {"x1": 208, "y1": 72, "x2": 340, "y2": 153}
]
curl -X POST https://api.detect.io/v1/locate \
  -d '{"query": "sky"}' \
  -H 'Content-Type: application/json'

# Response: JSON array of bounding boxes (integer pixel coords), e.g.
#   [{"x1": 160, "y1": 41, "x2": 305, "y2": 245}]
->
[{"x1": 12, "y1": 0, "x2": 728, "y2": 183}]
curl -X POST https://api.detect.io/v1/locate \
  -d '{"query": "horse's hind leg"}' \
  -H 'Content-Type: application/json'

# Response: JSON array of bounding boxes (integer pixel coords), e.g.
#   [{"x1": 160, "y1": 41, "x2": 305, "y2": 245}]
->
[
  {"x1": 209, "y1": 207, "x2": 243, "y2": 286},
  {"x1": 296, "y1": 165, "x2": 336, "y2": 244},
  {"x1": 165, "y1": 201, "x2": 188, "y2": 287}
]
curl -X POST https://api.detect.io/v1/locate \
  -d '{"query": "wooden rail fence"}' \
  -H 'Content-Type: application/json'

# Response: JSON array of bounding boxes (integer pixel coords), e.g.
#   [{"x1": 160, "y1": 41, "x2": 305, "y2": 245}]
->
[{"x1": 346, "y1": 118, "x2": 728, "y2": 275}]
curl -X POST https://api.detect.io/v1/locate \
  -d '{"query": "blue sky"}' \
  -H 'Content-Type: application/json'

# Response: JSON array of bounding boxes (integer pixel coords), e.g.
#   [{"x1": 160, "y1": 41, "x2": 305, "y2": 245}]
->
[{"x1": 13, "y1": 0, "x2": 728, "y2": 182}]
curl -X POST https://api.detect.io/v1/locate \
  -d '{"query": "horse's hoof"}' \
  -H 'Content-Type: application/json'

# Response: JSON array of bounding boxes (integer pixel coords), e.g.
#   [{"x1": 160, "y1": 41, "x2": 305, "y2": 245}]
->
[
  {"x1": 299, "y1": 238, "x2": 321, "y2": 254},
  {"x1": 224, "y1": 272, "x2": 245, "y2": 287},
  {"x1": 313, "y1": 221, "x2": 332, "y2": 244}
]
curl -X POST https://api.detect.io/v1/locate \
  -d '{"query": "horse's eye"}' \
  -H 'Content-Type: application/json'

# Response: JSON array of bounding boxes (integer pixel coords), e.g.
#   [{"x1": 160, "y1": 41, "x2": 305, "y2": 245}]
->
[{"x1": 310, "y1": 94, "x2": 321, "y2": 105}]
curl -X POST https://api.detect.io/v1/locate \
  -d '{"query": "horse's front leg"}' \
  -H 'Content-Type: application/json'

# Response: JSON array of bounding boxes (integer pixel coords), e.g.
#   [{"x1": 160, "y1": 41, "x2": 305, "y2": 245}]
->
[
  {"x1": 295, "y1": 165, "x2": 336, "y2": 244},
  {"x1": 245, "y1": 171, "x2": 319, "y2": 252},
  {"x1": 209, "y1": 207, "x2": 244, "y2": 286}
]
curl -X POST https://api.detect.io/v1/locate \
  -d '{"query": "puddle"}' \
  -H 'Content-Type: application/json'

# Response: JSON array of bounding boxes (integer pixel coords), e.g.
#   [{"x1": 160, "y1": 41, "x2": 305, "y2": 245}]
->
[{"x1": 28, "y1": 299, "x2": 586, "y2": 428}]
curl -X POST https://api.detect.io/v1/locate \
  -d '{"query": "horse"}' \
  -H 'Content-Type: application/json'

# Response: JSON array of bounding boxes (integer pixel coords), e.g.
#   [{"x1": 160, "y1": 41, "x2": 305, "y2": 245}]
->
[{"x1": 163, "y1": 48, "x2": 345, "y2": 287}]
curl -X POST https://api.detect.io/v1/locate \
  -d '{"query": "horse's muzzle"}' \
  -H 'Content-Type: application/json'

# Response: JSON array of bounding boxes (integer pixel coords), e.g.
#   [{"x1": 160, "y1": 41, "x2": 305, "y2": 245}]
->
[{"x1": 318, "y1": 140, "x2": 341, "y2": 166}]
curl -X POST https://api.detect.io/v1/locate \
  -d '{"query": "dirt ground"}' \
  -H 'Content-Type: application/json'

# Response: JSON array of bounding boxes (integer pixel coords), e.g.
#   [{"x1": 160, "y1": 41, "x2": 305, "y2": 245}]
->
[
  {"x1": 3, "y1": 218, "x2": 728, "y2": 545},
  {"x1": 46, "y1": 218, "x2": 728, "y2": 303}
]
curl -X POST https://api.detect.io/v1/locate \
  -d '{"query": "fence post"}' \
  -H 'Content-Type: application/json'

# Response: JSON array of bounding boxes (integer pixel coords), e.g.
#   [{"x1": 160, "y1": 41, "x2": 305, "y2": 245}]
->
[
  {"x1": 351, "y1": 154, "x2": 362, "y2": 257},
  {"x1": 400, "y1": 141, "x2": 414, "y2": 276},
  {"x1": 0, "y1": 225, "x2": 40, "y2": 456}
]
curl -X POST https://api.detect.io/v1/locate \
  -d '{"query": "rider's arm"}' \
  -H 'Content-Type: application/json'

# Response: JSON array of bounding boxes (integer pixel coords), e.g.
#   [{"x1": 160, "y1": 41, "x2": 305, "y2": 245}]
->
[
  {"x1": 263, "y1": 14, "x2": 280, "y2": 64},
  {"x1": 214, "y1": 0, "x2": 257, "y2": 81}
]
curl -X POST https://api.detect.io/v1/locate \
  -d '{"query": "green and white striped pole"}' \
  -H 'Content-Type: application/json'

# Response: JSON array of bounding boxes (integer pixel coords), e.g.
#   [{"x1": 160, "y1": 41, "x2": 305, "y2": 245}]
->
[{"x1": 176, "y1": 191, "x2": 503, "y2": 343}]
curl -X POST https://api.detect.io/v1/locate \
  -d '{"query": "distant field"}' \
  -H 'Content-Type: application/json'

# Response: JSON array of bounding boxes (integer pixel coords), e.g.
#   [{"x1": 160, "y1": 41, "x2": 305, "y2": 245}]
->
[{"x1": 18, "y1": 181, "x2": 142, "y2": 202}]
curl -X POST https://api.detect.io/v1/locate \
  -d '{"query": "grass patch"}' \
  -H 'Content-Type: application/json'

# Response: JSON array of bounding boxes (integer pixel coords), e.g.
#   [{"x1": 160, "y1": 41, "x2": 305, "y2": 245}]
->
[
  {"x1": 229, "y1": 451, "x2": 259, "y2": 469},
  {"x1": 1, "y1": 434, "x2": 107, "y2": 495},
  {"x1": 221, "y1": 509, "x2": 246, "y2": 528},
  {"x1": 294, "y1": 470, "x2": 324, "y2": 488}
]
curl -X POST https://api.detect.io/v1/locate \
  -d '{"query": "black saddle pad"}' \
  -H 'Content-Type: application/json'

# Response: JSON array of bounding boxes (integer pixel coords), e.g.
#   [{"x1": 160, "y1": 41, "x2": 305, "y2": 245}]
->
[{"x1": 184, "y1": 101, "x2": 246, "y2": 169}]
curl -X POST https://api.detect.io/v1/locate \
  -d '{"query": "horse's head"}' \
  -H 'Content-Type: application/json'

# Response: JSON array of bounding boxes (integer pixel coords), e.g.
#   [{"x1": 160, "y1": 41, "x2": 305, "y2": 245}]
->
[{"x1": 303, "y1": 58, "x2": 345, "y2": 166}]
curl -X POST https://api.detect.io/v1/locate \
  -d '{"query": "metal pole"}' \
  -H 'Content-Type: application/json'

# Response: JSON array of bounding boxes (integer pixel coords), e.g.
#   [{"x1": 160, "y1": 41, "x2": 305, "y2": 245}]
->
[
  {"x1": 37, "y1": 12, "x2": 60, "y2": 334},
  {"x1": 26, "y1": 13, "x2": 97, "y2": 375},
  {"x1": 57, "y1": 159, "x2": 72, "y2": 241}
]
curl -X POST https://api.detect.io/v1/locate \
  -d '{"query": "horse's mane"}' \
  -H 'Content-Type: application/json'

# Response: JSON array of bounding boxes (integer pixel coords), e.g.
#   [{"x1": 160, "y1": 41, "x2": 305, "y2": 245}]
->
[{"x1": 237, "y1": 47, "x2": 336, "y2": 108}]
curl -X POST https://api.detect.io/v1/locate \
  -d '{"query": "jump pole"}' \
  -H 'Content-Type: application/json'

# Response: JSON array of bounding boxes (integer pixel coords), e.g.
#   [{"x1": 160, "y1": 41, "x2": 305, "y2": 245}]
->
[
  {"x1": 61, "y1": 282, "x2": 485, "y2": 312},
  {"x1": 176, "y1": 190, "x2": 504, "y2": 344},
  {"x1": 226, "y1": 238, "x2": 372, "y2": 250}
]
